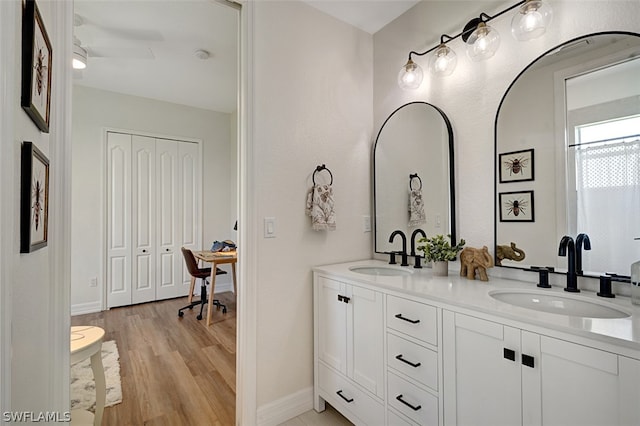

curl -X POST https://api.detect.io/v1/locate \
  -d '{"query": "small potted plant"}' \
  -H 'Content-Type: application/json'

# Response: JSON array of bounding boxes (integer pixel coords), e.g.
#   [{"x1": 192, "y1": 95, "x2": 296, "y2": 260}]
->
[{"x1": 417, "y1": 234, "x2": 466, "y2": 276}]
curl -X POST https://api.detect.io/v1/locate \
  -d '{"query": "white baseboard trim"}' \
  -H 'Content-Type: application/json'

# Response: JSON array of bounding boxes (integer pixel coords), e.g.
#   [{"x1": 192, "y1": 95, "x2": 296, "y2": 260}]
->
[
  {"x1": 71, "y1": 301, "x2": 102, "y2": 316},
  {"x1": 257, "y1": 386, "x2": 314, "y2": 426}
]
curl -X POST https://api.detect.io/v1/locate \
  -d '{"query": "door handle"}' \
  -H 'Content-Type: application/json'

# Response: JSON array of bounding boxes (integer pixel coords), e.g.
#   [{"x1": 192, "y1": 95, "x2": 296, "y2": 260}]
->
[
  {"x1": 503, "y1": 348, "x2": 516, "y2": 361},
  {"x1": 142, "y1": 249, "x2": 147, "y2": 253},
  {"x1": 522, "y1": 354, "x2": 535, "y2": 368},
  {"x1": 395, "y1": 354, "x2": 421, "y2": 368}
]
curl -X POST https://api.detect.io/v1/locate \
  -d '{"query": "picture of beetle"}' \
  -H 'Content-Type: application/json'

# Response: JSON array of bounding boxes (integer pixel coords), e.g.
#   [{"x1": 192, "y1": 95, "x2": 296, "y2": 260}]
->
[
  {"x1": 504, "y1": 156, "x2": 528, "y2": 176},
  {"x1": 32, "y1": 173, "x2": 44, "y2": 230},
  {"x1": 34, "y1": 46, "x2": 47, "y2": 97},
  {"x1": 505, "y1": 197, "x2": 527, "y2": 217}
]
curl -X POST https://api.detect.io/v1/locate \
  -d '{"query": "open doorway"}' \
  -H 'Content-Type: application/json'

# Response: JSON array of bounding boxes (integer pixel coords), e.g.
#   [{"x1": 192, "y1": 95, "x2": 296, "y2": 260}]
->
[{"x1": 69, "y1": 0, "x2": 240, "y2": 422}]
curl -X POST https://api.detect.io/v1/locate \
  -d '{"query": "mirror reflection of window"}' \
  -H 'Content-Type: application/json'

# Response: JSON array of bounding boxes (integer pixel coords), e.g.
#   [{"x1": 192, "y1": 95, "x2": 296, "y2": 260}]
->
[{"x1": 566, "y1": 57, "x2": 640, "y2": 274}]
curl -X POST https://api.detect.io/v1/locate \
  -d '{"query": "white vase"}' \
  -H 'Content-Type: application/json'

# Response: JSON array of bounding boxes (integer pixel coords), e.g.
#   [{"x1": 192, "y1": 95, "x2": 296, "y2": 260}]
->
[{"x1": 432, "y1": 261, "x2": 449, "y2": 276}]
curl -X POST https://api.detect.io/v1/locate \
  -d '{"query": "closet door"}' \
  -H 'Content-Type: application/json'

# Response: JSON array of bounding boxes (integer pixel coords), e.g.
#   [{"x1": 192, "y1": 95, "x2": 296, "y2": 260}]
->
[
  {"x1": 106, "y1": 132, "x2": 132, "y2": 308},
  {"x1": 179, "y1": 141, "x2": 201, "y2": 290},
  {"x1": 155, "y1": 139, "x2": 182, "y2": 299},
  {"x1": 131, "y1": 135, "x2": 156, "y2": 304}
]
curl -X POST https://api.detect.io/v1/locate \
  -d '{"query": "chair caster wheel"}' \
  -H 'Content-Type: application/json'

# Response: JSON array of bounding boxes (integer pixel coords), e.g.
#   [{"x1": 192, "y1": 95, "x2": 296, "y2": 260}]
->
[
  {"x1": 178, "y1": 311, "x2": 184, "y2": 317},
  {"x1": 223, "y1": 307, "x2": 227, "y2": 314},
  {"x1": 189, "y1": 306, "x2": 193, "y2": 310},
  {"x1": 196, "y1": 314, "x2": 202, "y2": 320}
]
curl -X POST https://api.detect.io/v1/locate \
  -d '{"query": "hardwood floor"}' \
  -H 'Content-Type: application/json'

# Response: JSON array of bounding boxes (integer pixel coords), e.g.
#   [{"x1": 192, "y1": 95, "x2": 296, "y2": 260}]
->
[{"x1": 71, "y1": 292, "x2": 237, "y2": 425}]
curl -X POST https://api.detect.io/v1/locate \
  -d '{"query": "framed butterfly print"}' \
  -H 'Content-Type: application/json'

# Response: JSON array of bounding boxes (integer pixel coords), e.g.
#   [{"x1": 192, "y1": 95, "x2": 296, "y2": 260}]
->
[{"x1": 20, "y1": 142, "x2": 49, "y2": 253}]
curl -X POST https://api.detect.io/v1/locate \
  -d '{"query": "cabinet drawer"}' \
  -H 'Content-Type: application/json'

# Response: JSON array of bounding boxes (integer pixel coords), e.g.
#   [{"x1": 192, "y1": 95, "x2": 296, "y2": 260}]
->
[
  {"x1": 387, "y1": 333, "x2": 438, "y2": 391},
  {"x1": 388, "y1": 407, "x2": 415, "y2": 426},
  {"x1": 387, "y1": 295, "x2": 437, "y2": 345},
  {"x1": 318, "y1": 363, "x2": 384, "y2": 425},
  {"x1": 388, "y1": 371, "x2": 438, "y2": 425}
]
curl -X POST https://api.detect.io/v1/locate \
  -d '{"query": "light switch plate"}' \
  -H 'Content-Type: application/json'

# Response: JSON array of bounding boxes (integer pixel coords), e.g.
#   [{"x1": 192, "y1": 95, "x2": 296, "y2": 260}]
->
[
  {"x1": 264, "y1": 217, "x2": 276, "y2": 238},
  {"x1": 363, "y1": 215, "x2": 371, "y2": 232}
]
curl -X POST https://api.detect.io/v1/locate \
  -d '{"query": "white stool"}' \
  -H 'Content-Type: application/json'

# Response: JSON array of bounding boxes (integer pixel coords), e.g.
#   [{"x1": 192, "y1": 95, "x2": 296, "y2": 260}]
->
[{"x1": 70, "y1": 326, "x2": 106, "y2": 426}]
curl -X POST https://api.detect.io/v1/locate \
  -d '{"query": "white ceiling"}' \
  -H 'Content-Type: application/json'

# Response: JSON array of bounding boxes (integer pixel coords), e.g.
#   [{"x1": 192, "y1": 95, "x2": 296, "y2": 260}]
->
[
  {"x1": 303, "y1": 0, "x2": 421, "y2": 34},
  {"x1": 72, "y1": 0, "x2": 420, "y2": 113},
  {"x1": 73, "y1": 0, "x2": 239, "y2": 113}
]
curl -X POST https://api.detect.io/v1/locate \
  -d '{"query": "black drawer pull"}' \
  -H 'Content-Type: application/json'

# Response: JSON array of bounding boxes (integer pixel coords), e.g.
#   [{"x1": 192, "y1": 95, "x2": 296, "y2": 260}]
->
[
  {"x1": 396, "y1": 394, "x2": 421, "y2": 411},
  {"x1": 395, "y1": 354, "x2": 421, "y2": 368},
  {"x1": 336, "y1": 390, "x2": 353, "y2": 403},
  {"x1": 522, "y1": 354, "x2": 535, "y2": 368},
  {"x1": 337, "y1": 295, "x2": 351, "y2": 304},
  {"x1": 395, "y1": 313, "x2": 420, "y2": 324},
  {"x1": 503, "y1": 348, "x2": 516, "y2": 361}
]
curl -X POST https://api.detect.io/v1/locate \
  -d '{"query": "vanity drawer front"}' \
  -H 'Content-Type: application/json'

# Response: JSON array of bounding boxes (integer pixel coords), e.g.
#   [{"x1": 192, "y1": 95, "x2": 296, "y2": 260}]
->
[
  {"x1": 387, "y1": 333, "x2": 438, "y2": 391},
  {"x1": 388, "y1": 407, "x2": 415, "y2": 426},
  {"x1": 387, "y1": 295, "x2": 437, "y2": 345},
  {"x1": 318, "y1": 363, "x2": 384, "y2": 425},
  {"x1": 388, "y1": 371, "x2": 438, "y2": 425}
]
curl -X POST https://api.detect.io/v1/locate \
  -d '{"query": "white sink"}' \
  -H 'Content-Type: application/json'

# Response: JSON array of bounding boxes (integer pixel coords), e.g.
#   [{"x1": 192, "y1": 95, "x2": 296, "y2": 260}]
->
[
  {"x1": 349, "y1": 266, "x2": 412, "y2": 276},
  {"x1": 489, "y1": 289, "x2": 631, "y2": 319}
]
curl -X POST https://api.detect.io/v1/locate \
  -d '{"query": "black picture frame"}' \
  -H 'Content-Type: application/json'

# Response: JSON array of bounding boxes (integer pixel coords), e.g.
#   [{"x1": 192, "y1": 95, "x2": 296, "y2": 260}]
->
[
  {"x1": 499, "y1": 148, "x2": 534, "y2": 183},
  {"x1": 499, "y1": 190, "x2": 534, "y2": 222},
  {"x1": 20, "y1": 142, "x2": 49, "y2": 253},
  {"x1": 21, "y1": 0, "x2": 52, "y2": 133}
]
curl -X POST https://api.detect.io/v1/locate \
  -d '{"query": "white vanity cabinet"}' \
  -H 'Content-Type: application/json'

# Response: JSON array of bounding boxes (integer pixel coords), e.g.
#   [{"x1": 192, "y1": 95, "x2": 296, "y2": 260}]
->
[
  {"x1": 442, "y1": 310, "x2": 640, "y2": 426},
  {"x1": 314, "y1": 275, "x2": 385, "y2": 425},
  {"x1": 386, "y1": 295, "x2": 440, "y2": 425}
]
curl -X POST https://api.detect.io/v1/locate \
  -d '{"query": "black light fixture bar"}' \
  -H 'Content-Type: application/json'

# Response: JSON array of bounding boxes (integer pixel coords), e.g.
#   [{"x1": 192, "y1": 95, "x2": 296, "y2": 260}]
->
[{"x1": 405, "y1": 0, "x2": 527, "y2": 62}]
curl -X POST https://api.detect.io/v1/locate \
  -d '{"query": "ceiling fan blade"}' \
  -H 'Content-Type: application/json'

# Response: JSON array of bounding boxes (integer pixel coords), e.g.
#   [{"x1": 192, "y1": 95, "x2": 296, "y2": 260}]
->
[{"x1": 86, "y1": 46, "x2": 155, "y2": 59}]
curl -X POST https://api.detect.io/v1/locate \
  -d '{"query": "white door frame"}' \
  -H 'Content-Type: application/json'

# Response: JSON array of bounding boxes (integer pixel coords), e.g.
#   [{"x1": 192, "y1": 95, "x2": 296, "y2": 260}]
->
[{"x1": 237, "y1": 0, "x2": 257, "y2": 424}]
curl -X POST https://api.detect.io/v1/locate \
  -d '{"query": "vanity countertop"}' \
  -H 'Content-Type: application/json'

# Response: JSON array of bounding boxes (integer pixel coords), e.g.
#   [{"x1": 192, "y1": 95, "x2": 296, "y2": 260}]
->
[{"x1": 314, "y1": 259, "x2": 640, "y2": 355}]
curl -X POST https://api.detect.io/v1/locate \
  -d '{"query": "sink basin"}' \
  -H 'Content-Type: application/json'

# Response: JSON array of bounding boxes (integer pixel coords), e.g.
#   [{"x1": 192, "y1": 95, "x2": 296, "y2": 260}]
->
[
  {"x1": 489, "y1": 289, "x2": 631, "y2": 319},
  {"x1": 349, "y1": 266, "x2": 412, "y2": 276}
]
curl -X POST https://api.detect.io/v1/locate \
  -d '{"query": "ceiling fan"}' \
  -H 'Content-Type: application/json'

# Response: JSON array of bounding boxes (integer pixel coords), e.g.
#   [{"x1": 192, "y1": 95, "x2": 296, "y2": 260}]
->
[{"x1": 73, "y1": 13, "x2": 162, "y2": 69}]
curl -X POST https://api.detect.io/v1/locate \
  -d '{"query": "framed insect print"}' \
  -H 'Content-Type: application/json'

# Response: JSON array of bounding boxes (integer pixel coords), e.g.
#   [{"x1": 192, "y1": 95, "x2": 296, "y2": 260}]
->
[
  {"x1": 21, "y1": 0, "x2": 52, "y2": 133},
  {"x1": 499, "y1": 148, "x2": 534, "y2": 183},
  {"x1": 20, "y1": 142, "x2": 49, "y2": 253},
  {"x1": 499, "y1": 190, "x2": 534, "y2": 222}
]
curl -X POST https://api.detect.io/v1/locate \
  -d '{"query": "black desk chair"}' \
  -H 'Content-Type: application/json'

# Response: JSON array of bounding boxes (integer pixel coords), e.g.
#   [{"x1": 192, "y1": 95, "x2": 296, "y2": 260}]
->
[{"x1": 178, "y1": 247, "x2": 227, "y2": 320}]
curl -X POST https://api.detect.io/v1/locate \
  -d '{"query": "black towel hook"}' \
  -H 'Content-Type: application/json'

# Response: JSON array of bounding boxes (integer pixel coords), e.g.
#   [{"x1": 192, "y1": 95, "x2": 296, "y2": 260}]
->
[
  {"x1": 313, "y1": 164, "x2": 333, "y2": 186},
  {"x1": 409, "y1": 173, "x2": 422, "y2": 190}
]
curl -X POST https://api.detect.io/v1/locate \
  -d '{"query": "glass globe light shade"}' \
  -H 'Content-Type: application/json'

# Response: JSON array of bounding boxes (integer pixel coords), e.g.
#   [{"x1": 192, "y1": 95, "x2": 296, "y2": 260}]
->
[
  {"x1": 511, "y1": 0, "x2": 553, "y2": 41},
  {"x1": 397, "y1": 58, "x2": 424, "y2": 90},
  {"x1": 466, "y1": 22, "x2": 501, "y2": 61},
  {"x1": 429, "y1": 44, "x2": 457, "y2": 76}
]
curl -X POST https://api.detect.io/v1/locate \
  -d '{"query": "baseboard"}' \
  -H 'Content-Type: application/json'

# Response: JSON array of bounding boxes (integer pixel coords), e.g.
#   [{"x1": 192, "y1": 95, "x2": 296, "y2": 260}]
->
[
  {"x1": 71, "y1": 301, "x2": 102, "y2": 316},
  {"x1": 257, "y1": 386, "x2": 313, "y2": 426}
]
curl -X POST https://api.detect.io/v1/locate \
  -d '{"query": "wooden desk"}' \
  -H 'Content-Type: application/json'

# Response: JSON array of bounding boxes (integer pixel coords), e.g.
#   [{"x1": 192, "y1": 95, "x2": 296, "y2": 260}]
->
[
  {"x1": 193, "y1": 250, "x2": 237, "y2": 326},
  {"x1": 70, "y1": 326, "x2": 106, "y2": 426}
]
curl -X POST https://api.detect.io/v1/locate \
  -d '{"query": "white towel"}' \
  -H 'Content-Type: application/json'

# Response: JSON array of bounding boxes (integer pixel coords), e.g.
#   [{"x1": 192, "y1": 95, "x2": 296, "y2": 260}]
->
[
  {"x1": 408, "y1": 188, "x2": 426, "y2": 227},
  {"x1": 306, "y1": 184, "x2": 336, "y2": 231}
]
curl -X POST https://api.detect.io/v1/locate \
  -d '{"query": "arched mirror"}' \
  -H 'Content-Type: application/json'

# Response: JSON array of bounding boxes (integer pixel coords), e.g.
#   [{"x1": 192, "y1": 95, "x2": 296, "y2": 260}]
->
[
  {"x1": 495, "y1": 32, "x2": 640, "y2": 277},
  {"x1": 374, "y1": 101, "x2": 456, "y2": 255}
]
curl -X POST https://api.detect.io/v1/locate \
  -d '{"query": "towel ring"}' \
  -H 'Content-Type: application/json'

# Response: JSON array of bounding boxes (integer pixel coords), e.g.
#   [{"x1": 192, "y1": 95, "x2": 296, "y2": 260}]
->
[
  {"x1": 409, "y1": 173, "x2": 422, "y2": 191},
  {"x1": 313, "y1": 164, "x2": 333, "y2": 186}
]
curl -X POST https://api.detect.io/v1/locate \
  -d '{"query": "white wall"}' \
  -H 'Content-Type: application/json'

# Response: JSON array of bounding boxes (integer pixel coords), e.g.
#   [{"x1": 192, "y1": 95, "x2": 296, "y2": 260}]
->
[
  {"x1": 252, "y1": 0, "x2": 373, "y2": 409},
  {"x1": 71, "y1": 85, "x2": 236, "y2": 313},
  {"x1": 373, "y1": 0, "x2": 640, "y2": 268},
  {"x1": 1, "y1": 0, "x2": 73, "y2": 417}
]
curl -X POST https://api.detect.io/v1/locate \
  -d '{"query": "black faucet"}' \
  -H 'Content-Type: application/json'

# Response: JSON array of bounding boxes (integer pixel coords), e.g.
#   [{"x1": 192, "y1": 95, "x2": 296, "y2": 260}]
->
[
  {"x1": 558, "y1": 235, "x2": 579, "y2": 292},
  {"x1": 389, "y1": 230, "x2": 409, "y2": 266},
  {"x1": 410, "y1": 229, "x2": 427, "y2": 268},
  {"x1": 575, "y1": 233, "x2": 591, "y2": 275}
]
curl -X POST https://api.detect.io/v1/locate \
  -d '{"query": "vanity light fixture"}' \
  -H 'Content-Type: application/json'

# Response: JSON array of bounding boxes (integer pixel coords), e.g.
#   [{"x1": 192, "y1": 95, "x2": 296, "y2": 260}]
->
[
  {"x1": 397, "y1": 0, "x2": 552, "y2": 89},
  {"x1": 463, "y1": 18, "x2": 501, "y2": 61},
  {"x1": 511, "y1": 0, "x2": 553, "y2": 41}
]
